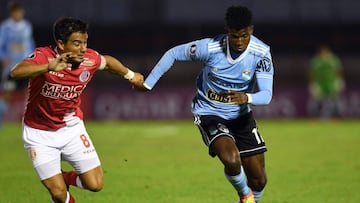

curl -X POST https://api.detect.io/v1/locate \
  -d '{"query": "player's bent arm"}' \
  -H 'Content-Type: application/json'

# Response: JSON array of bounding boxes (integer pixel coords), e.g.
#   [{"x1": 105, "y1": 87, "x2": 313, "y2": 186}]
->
[
  {"x1": 248, "y1": 78, "x2": 273, "y2": 105},
  {"x1": 11, "y1": 52, "x2": 75, "y2": 78},
  {"x1": 10, "y1": 61, "x2": 49, "y2": 79}
]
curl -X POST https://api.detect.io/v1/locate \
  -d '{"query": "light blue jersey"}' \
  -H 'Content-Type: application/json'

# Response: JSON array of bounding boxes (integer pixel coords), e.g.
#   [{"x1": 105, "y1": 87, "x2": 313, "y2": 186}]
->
[
  {"x1": 0, "y1": 18, "x2": 35, "y2": 81},
  {"x1": 144, "y1": 34, "x2": 274, "y2": 119}
]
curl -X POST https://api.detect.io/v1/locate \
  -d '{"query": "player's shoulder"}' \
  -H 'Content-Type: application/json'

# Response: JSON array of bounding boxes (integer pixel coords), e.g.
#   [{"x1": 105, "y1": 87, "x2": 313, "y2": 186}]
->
[
  {"x1": 0, "y1": 18, "x2": 12, "y2": 28},
  {"x1": 24, "y1": 46, "x2": 53, "y2": 63},
  {"x1": 85, "y1": 48, "x2": 102, "y2": 58},
  {"x1": 206, "y1": 34, "x2": 227, "y2": 53},
  {"x1": 247, "y1": 35, "x2": 271, "y2": 56},
  {"x1": 34, "y1": 46, "x2": 55, "y2": 55},
  {"x1": 84, "y1": 48, "x2": 104, "y2": 68},
  {"x1": 31, "y1": 46, "x2": 54, "y2": 57}
]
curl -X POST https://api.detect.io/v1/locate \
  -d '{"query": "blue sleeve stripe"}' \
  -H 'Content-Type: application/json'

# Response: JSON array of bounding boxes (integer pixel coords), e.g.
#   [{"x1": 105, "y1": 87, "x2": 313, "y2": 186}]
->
[{"x1": 256, "y1": 74, "x2": 273, "y2": 79}]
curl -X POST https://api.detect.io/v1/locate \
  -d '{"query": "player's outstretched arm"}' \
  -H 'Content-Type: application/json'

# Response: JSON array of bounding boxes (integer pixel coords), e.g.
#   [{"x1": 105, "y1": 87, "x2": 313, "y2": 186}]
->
[{"x1": 103, "y1": 55, "x2": 144, "y2": 85}]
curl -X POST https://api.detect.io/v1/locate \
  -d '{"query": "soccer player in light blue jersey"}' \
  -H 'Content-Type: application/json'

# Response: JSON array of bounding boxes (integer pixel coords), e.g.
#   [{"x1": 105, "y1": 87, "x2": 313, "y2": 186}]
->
[
  {"x1": 0, "y1": 2, "x2": 35, "y2": 128},
  {"x1": 134, "y1": 5, "x2": 274, "y2": 203}
]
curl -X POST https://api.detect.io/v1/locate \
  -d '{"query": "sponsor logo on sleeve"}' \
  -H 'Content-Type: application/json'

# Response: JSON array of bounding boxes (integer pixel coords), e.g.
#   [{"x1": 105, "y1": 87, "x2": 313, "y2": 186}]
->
[
  {"x1": 189, "y1": 44, "x2": 197, "y2": 60},
  {"x1": 256, "y1": 57, "x2": 272, "y2": 72}
]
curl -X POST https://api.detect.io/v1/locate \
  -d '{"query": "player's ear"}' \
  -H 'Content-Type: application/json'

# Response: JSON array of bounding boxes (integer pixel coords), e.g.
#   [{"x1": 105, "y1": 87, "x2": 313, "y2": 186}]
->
[
  {"x1": 56, "y1": 40, "x2": 65, "y2": 51},
  {"x1": 248, "y1": 25, "x2": 254, "y2": 35}
]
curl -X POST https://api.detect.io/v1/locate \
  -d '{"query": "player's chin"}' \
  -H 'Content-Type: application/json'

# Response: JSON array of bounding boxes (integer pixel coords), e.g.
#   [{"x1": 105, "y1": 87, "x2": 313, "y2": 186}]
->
[
  {"x1": 69, "y1": 58, "x2": 84, "y2": 69},
  {"x1": 71, "y1": 57, "x2": 84, "y2": 63}
]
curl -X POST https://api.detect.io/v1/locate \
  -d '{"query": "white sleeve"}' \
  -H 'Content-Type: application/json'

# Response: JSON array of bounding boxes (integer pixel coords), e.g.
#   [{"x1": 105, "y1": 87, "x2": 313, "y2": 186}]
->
[{"x1": 98, "y1": 55, "x2": 106, "y2": 70}]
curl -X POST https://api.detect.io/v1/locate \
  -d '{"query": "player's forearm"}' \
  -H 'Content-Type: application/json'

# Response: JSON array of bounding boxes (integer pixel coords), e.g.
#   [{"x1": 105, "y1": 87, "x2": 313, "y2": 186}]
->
[
  {"x1": 10, "y1": 61, "x2": 49, "y2": 78},
  {"x1": 143, "y1": 47, "x2": 181, "y2": 89},
  {"x1": 103, "y1": 55, "x2": 135, "y2": 79},
  {"x1": 248, "y1": 90, "x2": 272, "y2": 105},
  {"x1": 248, "y1": 78, "x2": 273, "y2": 105}
]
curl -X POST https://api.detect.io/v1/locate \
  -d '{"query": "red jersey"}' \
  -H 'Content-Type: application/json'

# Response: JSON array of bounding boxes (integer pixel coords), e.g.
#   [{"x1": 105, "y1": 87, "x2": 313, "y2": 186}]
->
[{"x1": 23, "y1": 46, "x2": 106, "y2": 130}]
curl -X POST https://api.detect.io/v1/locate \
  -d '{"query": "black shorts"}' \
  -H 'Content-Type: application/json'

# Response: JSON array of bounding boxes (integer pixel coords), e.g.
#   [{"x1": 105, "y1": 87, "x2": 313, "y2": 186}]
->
[{"x1": 194, "y1": 111, "x2": 267, "y2": 157}]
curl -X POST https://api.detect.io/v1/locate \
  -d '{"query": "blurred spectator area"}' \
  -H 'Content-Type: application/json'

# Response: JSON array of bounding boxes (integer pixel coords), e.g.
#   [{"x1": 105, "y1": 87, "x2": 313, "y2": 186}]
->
[
  {"x1": 1, "y1": 0, "x2": 359, "y2": 119},
  {"x1": 0, "y1": 0, "x2": 358, "y2": 88}
]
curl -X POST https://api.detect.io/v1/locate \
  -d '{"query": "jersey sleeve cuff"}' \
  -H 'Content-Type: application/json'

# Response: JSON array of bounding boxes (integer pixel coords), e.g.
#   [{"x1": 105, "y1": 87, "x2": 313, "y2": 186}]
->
[
  {"x1": 246, "y1": 93, "x2": 253, "y2": 104},
  {"x1": 143, "y1": 83, "x2": 152, "y2": 90},
  {"x1": 98, "y1": 55, "x2": 106, "y2": 70}
]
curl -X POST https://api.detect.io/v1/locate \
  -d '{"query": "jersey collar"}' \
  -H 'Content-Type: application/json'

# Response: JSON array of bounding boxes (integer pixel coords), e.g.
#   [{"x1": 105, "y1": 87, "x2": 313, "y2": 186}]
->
[{"x1": 226, "y1": 36, "x2": 250, "y2": 64}]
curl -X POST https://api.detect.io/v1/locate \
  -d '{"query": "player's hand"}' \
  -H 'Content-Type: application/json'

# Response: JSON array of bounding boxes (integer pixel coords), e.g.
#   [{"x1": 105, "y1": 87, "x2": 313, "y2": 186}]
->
[
  {"x1": 130, "y1": 74, "x2": 150, "y2": 92},
  {"x1": 128, "y1": 72, "x2": 145, "y2": 87},
  {"x1": 129, "y1": 72, "x2": 144, "y2": 84},
  {"x1": 226, "y1": 90, "x2": 249, "y2": 104},
  {"x1": 48, "y1": 52, "x2": 76, "y2": 72}
]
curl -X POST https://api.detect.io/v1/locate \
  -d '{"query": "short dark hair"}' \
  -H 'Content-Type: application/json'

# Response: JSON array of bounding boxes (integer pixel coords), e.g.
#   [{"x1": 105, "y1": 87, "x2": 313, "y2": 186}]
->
[
  {"x1": 8, "y1": 1, "x2": 23, "y2": 12},
  {"x1": 53, "y1": 17, "x2": 89, "y2": 43},
  {"x1": 225, "y1": 6, "x2": 252, "y2": 30}
]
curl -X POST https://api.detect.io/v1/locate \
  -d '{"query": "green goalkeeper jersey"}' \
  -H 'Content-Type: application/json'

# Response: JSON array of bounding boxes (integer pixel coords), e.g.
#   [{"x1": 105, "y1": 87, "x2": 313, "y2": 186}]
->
[{"x1": 310, "y1": 54, "x2": 341, "y2": 96}]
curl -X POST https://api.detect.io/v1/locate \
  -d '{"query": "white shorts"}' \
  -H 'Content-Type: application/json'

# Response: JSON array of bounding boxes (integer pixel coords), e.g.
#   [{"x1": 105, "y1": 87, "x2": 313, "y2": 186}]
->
[{"x1": 22, "y1": 121, "x2": 101, "y2": 180}]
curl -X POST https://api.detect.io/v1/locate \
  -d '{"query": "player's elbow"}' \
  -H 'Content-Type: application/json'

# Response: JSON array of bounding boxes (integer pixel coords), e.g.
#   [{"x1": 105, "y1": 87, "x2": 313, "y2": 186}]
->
[
  {"x1": 10, "y1": 67, "x2": 21, "y2": 79},
  {"x1": 263, "y1": 91, "x2": 272, "y2": 105}
]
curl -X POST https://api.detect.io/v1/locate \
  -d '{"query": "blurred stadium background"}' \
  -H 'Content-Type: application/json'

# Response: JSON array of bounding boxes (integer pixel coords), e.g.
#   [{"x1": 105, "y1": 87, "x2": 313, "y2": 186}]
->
[{"x1": 1, "y1": 0, "x2": 359, "y2": 120}]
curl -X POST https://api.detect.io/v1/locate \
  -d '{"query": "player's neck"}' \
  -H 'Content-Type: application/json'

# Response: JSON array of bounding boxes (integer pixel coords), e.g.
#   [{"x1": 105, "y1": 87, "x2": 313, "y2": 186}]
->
[{"x1": 230, "y1": 49, "x2": 242, "y2": 60}]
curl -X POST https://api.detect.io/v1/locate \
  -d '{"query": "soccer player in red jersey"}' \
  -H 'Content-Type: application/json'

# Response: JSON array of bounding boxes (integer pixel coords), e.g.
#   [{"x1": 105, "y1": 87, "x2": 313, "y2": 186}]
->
[{"x1": 10, "y1": 17, "x2": 143, "y2": 203}]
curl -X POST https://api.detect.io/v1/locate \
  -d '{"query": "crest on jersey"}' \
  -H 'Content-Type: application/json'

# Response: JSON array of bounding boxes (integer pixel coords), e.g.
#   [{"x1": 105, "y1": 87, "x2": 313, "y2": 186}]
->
[
  {"x1": 217, "y1": 123, "x2": 229, "y2": 133},
  {"x1": 242, "y1": 69, "x2": 252, "y2": 80},
  {"x1": 79, "y1": 70, "x2": 90, "y2": 82}
]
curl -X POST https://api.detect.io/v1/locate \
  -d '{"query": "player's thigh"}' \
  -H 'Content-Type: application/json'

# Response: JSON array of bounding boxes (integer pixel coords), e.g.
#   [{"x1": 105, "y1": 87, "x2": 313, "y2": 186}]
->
[
  {"x1": 241, "y1": 153, "x2": 265, "y2": 177},
  {"x1": 61, "y1": 122, "x2": 101, "y2": 174},
  {"x1": 23, "y1": 125, "x2": 62, "y2": 180},
  {"x1": 230, "y1": 112, "x2": 267, "y2": 157},
  {"x1": 194, "y1": 114, "x2": 236, "y2": 157}
]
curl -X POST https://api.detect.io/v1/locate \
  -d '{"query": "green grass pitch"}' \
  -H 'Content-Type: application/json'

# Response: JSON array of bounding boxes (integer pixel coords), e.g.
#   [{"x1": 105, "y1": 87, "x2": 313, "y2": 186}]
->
[{"x1": 0, "y1": 119, "x2": 359, "y2": 203}]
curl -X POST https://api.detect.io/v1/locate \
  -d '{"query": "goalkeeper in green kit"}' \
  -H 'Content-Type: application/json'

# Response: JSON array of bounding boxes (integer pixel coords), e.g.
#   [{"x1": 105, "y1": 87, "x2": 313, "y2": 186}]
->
[{"x1": 308, "y1": 44, "x2": 345, "y2": 118}]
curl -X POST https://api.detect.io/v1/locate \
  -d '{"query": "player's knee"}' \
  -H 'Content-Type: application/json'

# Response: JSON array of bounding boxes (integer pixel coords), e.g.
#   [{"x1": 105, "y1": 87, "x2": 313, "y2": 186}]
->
[
  {"x1": 220, "y1": 152, "x2": 241, "y2": 174},
  {"x1": 49, "y1": 186, "x2": 67, "y2": 202},
  {"x1": 85, "y1": 180, "x2": 103, "y2": 192},
  {"x1": 249, "y1": 175, "x2": 267, "y2": 191},
  {"x1": 88, "y1": 184, "x2": 103, "y2": 192}
]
